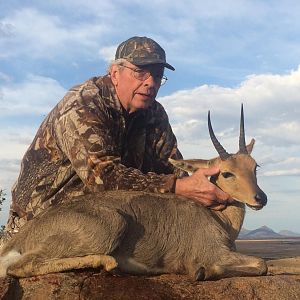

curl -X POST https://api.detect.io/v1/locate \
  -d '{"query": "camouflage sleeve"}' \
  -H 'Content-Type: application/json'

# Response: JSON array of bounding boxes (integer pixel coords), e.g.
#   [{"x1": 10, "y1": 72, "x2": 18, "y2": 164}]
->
[{"x1": 53, "y1": 91, "x2": 180, "y2": 194}]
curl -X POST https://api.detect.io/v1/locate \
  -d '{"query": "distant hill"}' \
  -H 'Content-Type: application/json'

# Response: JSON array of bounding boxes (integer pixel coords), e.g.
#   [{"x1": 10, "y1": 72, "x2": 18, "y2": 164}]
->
[
  {"x1": 278, "y1": 230, "x2": 300, "y2": 237},
  {"x1": 239, "y1": 227, "x2": 252, "y2": 237},
  {"x1": 238, "y1": 225, "x2": 300, "y2": 240}
]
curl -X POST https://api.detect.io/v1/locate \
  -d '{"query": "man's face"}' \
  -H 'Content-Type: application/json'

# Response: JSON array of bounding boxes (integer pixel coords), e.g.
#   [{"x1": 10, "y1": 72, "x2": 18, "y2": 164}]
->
[{"x1": 111, "y1": 61, "x2": 164, "y2": 113}]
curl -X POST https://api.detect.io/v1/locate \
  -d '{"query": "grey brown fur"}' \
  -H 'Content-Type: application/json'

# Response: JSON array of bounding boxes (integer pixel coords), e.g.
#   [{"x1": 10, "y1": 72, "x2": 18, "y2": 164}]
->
[
  {"x1": 0, "y1": 190, "x2": 267, "y2": 280},
  {"x1": 0, "y1": 107, "x2": 268, "y2": 280}
]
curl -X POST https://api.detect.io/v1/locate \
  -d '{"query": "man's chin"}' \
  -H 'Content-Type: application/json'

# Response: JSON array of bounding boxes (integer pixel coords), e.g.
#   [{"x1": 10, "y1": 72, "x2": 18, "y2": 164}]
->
[{"x1": 135, "y1": 99, "x2": 153, "y2": 110}]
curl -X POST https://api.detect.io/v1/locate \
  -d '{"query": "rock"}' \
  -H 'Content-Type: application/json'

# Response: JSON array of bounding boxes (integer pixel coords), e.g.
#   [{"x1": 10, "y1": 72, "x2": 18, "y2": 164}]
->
[
  {"x1": 267, "y1": 257, "x2": 300, "y2": 275},
  {"x1": 1, "y1": 270, "x2": 300, "y2": 300}
]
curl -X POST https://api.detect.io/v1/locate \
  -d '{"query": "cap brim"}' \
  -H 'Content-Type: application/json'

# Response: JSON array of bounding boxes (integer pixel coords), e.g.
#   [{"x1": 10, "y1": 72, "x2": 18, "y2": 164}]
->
[
  {"x1": 130, "y1": 58, "x2": 175, "y2": 71},
  {"x1": 164, "y1": 63, "x2": 175, "y2": 71}
]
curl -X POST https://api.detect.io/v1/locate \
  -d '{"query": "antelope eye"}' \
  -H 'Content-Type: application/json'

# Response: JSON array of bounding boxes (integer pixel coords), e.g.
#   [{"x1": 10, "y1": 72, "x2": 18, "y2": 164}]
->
[{"x1": 222, "y1": 172, "x2": 234, "y2": 178}]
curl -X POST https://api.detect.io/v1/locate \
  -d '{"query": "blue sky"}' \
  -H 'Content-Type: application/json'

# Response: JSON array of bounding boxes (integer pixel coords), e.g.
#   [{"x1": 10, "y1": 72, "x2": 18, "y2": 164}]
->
[{"x1": 1, "y1": 0, "x2": 300, "y2": 232}]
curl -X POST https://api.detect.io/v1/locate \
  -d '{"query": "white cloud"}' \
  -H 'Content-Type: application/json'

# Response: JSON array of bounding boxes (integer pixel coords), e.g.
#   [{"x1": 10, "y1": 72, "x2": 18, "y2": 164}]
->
[
  {"x1": 0, "y1": 74, "x2": 66, "y2": 116},
  {"x1": 0, "y1": 8, "x2": 108, "y2": 60},
  {"x1": 264, "y1": 169, "x2": 300, "y2": 177},
  {"x1": 161, "y1": 65, "x2": 300, "y2": 139},
  {"x1": 0, "y1": 159, "x2": 20, "y2": 188},
  {"x1": 2, "y1": 1, "x2": 300, "y2": 231},
  {"x1": 0, "y1": 126, "x2": 40, "y2": 224},
  {"x1": 0, "y1": 157, "x2": 21, "y2": 223},
  {"x1": 98, "y1": 45, "x2": 117, "y2": 63},
  {"x1": 0, "y1": 127, "x2": 35, "y2": 160},
  {"x1": 0, "y1": 21, "x2": 15, "y2": 38},
  {"x1": 261, "y1": 157, "x2": 300, "y2": 177},
  {"x1": 159, "y1": 65, "x2": 300, "y2": 177},
  {"x1": 2, "y1": 2, "x2": 300, "y2": 83},
  {"x1": 0, "y1": 72, "x2": 11, "y2": 83}
]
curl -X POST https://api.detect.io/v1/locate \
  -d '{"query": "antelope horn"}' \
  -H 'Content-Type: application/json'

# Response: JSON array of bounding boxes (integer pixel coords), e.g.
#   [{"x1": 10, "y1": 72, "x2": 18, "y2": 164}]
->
[
  {"x1": 239, "y1": 104, "x2": 248, "y2": 154},
  {"x1": 208, "y1": 111, "x2": 230, "y2": 160}
]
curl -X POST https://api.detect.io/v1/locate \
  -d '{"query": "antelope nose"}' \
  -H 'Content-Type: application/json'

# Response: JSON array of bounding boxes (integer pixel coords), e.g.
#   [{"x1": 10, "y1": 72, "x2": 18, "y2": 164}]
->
[{"x1": 255, "y1": 191, "x2": 267, "y2": 206}]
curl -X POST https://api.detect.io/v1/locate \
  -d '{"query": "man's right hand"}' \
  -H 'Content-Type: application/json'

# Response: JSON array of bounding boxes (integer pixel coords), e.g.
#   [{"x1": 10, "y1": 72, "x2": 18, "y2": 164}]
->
[{"x1": 175, "y1": 166, "x2": 232, "y2": 210}]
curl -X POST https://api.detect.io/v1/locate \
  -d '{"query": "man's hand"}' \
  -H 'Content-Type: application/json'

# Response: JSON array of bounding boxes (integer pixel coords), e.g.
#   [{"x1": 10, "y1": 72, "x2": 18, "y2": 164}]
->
[{"x1": 175, "y1": 166, "x2": 232, "y2": 210}]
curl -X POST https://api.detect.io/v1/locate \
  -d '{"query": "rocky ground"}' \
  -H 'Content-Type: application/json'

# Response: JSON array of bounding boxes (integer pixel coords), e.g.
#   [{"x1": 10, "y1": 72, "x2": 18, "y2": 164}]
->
[{"x1": 1, "y1": 269, "x2": 300, "y2": 300}]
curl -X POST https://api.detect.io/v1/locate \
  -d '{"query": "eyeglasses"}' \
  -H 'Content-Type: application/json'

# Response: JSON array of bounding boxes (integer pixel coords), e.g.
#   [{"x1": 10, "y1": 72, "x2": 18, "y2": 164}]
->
[{"x1": 121, "y1": 65, "x2": 168, "y2": 86}]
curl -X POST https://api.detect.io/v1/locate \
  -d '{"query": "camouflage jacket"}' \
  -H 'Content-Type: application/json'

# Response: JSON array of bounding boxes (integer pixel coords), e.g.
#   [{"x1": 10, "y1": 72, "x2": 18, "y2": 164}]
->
[{"x1": 7, "y1": 75, "x2": 184, "y2": 232}]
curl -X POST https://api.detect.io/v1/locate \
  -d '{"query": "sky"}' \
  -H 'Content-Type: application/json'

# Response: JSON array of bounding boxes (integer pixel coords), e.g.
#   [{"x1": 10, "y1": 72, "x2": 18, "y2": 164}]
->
[{"x1": 1, "y1": 0, "x2": 300, "y2": 233}]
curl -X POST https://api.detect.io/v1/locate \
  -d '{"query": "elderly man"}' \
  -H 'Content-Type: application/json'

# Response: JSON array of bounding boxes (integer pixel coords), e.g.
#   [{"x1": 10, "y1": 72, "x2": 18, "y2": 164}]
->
[{"x1": 4, "y1": 36, "x2": 230, "y2": 238}]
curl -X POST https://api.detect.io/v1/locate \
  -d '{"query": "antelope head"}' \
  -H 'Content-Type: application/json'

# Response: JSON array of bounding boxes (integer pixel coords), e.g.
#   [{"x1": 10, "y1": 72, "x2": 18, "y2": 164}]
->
[{"x1": 169, "y1": 105, "x2": 267, "y2": 210}]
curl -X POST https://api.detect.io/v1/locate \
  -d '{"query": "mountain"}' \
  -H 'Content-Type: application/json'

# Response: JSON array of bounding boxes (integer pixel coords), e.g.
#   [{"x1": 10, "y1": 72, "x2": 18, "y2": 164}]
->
[
  {"x1": 239, "y1": 227, "x2": 251, "y2": 237},
  {"x1": 238, "y1": 225, "x2": 284, "y2": 240},
  {"x1": 278, "y1": 230, "x2": 300, "y2": 237}
]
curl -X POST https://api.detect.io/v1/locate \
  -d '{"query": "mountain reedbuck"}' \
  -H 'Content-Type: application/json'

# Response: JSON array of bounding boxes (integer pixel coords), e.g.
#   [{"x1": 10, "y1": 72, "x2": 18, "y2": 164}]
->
[{"x1": 0, "y1": 106, "x2": 268, "y2": 280}]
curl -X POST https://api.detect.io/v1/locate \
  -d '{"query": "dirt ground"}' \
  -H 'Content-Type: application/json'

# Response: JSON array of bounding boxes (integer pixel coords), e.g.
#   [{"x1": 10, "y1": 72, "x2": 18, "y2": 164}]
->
[{"x1": 236, "y1": 238, "x2": 300, "y2": 260}]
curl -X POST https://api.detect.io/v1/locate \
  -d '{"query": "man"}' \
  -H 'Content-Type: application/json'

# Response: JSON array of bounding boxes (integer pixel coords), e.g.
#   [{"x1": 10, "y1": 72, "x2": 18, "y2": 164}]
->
[{"x1": 5, "y1": 36, "x2": 230, "y2": 238}]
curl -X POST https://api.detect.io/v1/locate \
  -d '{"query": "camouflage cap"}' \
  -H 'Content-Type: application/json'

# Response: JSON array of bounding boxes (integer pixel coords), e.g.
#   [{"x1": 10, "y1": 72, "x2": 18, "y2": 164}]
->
[{"x1": 115, "y1": 36, "x2": 175, "y2": 71}]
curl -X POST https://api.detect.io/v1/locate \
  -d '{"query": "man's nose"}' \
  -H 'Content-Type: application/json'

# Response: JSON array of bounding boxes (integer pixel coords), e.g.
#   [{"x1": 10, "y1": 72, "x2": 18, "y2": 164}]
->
[{"x1": 143, "y1": 74, "x2": 159, "y2": 87}]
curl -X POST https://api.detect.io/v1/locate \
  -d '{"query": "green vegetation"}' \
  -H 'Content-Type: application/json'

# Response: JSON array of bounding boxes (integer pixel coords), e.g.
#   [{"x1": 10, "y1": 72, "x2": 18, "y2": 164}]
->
[
  {"x1": 0, "y1": 189, "x2": 5, "y2": 210},
  {"x1": 0, "y1": 189, "x2": 5, "y2": 235}
]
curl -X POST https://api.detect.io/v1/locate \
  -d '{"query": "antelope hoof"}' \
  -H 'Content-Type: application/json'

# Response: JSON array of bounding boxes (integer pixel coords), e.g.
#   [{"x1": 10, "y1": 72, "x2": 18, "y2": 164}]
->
[{"x1": 194, "y1": 266, "x2": 206, "y2": 281}]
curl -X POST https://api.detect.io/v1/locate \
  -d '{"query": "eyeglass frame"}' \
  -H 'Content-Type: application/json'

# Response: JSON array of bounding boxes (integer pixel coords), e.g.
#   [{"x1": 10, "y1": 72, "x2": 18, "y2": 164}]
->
[{"x1": 120, "y1": 64, "x2": 168, "y2": 86}]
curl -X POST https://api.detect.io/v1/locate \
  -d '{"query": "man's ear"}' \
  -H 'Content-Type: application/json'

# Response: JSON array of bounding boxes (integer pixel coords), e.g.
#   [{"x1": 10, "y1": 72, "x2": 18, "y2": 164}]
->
[{"x1": 110, "y1": 65, "x2": 120, "y2": 86}]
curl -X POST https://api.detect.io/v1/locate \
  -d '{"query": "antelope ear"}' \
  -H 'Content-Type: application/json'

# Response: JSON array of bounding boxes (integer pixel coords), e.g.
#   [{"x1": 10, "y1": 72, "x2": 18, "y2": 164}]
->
[
  {"x1": 168, "y1": 158, "x2": 218, "y2": 173},
  {"x1": 168, "y1": 158, "x2": 200, "y2": 173},
  {"x1": 246, "y1": 138, "x2": 255, "y2": 154}
]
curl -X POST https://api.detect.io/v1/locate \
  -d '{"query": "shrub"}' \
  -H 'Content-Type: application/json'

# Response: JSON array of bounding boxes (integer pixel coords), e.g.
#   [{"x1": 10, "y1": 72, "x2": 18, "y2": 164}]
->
[
  {"x1": 0, "y1": 189, "x2": 5, "y2": 210},
  {"x1": 0, "y1": 189, "x2": 5, "y2": 235}
]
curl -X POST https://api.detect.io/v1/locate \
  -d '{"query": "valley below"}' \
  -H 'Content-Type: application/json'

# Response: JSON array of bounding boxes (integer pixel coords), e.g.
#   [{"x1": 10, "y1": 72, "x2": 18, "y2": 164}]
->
[{"x1": 236, "y1": 238, "x2": 300, "y2": 260}]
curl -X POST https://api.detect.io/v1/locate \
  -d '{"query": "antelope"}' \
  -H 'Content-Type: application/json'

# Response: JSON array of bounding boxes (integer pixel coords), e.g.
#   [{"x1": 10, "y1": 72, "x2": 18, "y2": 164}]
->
[{"x1": 0, "y1": 106, "x2": 268, "y2": 280}]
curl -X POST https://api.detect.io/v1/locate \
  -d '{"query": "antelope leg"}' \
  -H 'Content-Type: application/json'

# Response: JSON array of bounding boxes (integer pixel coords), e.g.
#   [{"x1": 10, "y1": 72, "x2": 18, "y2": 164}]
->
[
  {"x1": 267, "y1": 256, "x2": 300, "y2": 275},
  {"x1": 205, "y1": 252, "x2": 267, "y2": 280},
  {"x1": 7, "y1": 254, "x2": 118, "y2": 278}
]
